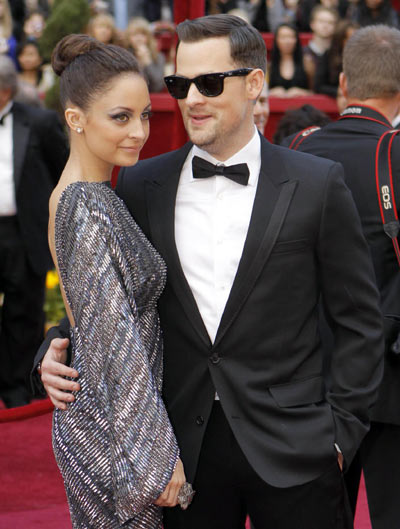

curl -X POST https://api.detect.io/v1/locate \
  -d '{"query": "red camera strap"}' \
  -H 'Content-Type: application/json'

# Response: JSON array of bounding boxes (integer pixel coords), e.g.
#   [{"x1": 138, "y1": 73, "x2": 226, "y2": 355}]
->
[{"x1": 375, "y1": 129, "x2": 400, "y2": 268}]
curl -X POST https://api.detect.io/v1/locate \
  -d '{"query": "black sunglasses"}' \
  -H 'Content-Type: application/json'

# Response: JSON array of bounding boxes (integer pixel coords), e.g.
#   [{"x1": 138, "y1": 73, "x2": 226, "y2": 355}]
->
[{"x1": 164, "y1": 68, "x2": 254, "y2": 99}]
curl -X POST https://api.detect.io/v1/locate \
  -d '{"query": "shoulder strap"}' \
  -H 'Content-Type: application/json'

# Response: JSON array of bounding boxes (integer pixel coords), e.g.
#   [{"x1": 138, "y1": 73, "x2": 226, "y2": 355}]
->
[
  {"x1": 288, "y1": 126, "x2": 321, "y2": 151},
  {"x1": 375, "y1": 129, "x2": 400, "y2": 268}
]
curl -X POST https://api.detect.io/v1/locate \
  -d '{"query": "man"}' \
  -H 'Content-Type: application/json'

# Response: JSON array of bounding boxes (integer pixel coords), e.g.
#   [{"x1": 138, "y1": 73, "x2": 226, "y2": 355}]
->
[
  {"x1": 303, "y1": 5, "x2": 338, "y2": 90},
  {"x1": 282, "y1": 25, "x2": 400, "y2": 529},
  {"x1": 0, "y1": 56, "x2": 68, "y2": 408},
  {"x1": 35, "y1": 15, "x2": 383, "y2": 529},
  {"x1": 253, "y1": 80, "x2": 269, "y2": 135}
]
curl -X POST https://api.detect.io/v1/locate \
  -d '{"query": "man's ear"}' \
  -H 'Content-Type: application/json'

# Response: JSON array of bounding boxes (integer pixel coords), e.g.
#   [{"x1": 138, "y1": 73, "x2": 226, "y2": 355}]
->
[
  {"x1": 247, "y1": 69, "x2": 265, "y2": 101},
  {"x1": 339, "y1": 72, "x2": 348, "y2": 100},
  {"x1": 0, "y1": 87, "x2": 12, "y2": 108},
  {"x1": 64, "y1": 106, "x2": 86, "y2": 134}
]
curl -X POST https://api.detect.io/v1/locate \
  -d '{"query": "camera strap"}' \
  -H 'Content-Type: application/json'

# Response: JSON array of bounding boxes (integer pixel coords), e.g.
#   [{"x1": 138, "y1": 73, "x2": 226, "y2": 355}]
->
[
  {"x1": 287, "y1": 126, "x2": 321, "y2": 150},
  {"x1": 375, "y1": 129, "x2": 400, "y2": 268}
]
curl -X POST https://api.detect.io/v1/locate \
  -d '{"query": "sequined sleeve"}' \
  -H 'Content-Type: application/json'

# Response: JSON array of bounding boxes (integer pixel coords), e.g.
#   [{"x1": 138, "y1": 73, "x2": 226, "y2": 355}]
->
[{"x1": 55, "y1": 184, "x2": 179, "y2": 525}]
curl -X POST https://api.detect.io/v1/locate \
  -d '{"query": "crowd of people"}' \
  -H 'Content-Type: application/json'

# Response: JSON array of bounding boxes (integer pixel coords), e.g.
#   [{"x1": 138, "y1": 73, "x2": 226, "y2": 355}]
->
[{"x1": 1, "y1": 0, "x2": 399, "y2": 110}]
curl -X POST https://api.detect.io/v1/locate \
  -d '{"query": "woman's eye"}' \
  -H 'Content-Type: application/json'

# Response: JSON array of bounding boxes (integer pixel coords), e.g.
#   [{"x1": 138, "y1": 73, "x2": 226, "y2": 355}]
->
[
  {"x1": 141, "y1": 111, "x2": 153, "y2": 121},
  {"x1": 112, "y1": 113, "x2": 129, "y2": 122}
]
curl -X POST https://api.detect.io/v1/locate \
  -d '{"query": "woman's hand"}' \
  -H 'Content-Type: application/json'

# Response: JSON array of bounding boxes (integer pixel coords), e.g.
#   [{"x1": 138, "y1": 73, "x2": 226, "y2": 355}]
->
[{"x1": 154, "y1": 458, "x2": 186, "y2": 508}]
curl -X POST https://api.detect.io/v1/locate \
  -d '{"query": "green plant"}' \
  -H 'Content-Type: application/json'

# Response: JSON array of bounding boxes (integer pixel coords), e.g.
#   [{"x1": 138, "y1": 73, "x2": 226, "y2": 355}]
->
[{"x1": 39, "y1": 0, "x2": 91, "y2": 63}]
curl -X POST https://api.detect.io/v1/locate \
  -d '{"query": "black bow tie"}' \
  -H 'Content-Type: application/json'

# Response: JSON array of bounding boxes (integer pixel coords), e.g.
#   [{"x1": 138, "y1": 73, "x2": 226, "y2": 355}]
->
[
  {"x1": 0, "y1": 111, "x2": 10, "y2": 126},
  {"x1": 192, "y1": 155, "x2": 249, "y2": 186}
]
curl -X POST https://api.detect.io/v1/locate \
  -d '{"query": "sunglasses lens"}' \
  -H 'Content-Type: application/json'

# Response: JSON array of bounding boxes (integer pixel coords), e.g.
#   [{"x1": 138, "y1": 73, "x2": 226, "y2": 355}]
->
[
  {"x1": 196, "y1": 74, "x2": 223, "y2": 97},
  {"x1": 165, "y1": 77, "x2": 190, "y2": 99}
]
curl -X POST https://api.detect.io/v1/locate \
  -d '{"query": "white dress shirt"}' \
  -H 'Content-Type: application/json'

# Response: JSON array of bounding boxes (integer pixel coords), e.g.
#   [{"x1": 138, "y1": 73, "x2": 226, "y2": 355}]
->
[
  {"x1": 0, "y1": 102, "x2": 16, "y2": 216},
  {"x1": 175, "y1": 127, "x2": 261, "y2": 343}
]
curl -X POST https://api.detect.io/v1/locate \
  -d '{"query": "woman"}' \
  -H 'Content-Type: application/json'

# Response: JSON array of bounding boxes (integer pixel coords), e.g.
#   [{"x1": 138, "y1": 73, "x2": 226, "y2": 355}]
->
[
  {"x1": 314, "y1": 19, "x2": 358, "y2": 97},
  {"x1": 351, "y1": 0, "x2": 399, "y2": 28},
  {"x1": 48, "y1": 34, "x2": 192, "y2": 528},
  {"x1": 86, "y1": 12, "x2": 123, "y2": 46},
  {"x1": 269, "y1": 23, "x2": 311, "y2": 96},
  {"x1": 125, "y1": 17, "x2": 165, "y2": 93},
  {"x1": 16, "y1": 39, "x2": 54, "y2": 99}
]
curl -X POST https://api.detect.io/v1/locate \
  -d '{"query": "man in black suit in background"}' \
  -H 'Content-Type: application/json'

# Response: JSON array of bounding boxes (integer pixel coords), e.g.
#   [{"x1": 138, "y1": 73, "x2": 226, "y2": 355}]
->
[
  {"x1": 36, "y1": 15, "x2": 383, "y2": 528},
  {"x1": 282, "y1": 25, "x2": 400, "y2": 529},
  {"x1": 0, "y1": 55, "x2": 67, "y2": 407}
]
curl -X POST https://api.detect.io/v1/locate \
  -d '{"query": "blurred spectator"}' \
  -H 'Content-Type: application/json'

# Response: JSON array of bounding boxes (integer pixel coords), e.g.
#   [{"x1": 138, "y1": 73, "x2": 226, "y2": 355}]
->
[
  {"x1": 297, "y1": 0, "x2": 349, "y2": 31},
  {"x1": 207, "y1": 0, "x2": 240, "y2": 14},
  {"x1": 350, "y1": 0, "x2": 399, "y2": 27},
  {"x1": 0, "y1": 55, "x2": 68, "y2": 408},
  {"x1": 86, "y1": 12, "x2": 123, "y2": 46},
  {"x1": 152, "y1": 19, "x2": 176, "y2": 75},
  {"x1": 252, "y1": 0, "x2": 300, "y2": 33},
  {"x1": 303, "y1": 5, "x2": 338, "y2": 90},
  {"x1": 227, "y1": 7, "x2": 252, "y2": 22},
  {"x1": 125, "y1": 16, "x2": 165, "y2": 92},
  {"x1": 23, "y1": 9, "x2": 46, "y2": 41},
  {"x1": 314, "y1": 19, "x2": 358, "y2": 97},
  {"x1": 254, "y1": 80, "x2": 270, "y2": 134},
  {"x1": 25, "y1": 0, "x2": 51, "y2": 17},
  {"x1": 16, "y1": 38, "x2": 54, "y2": 99},
  {"x1": 273, "y1": 103, "x2": 331, "y2": 143},
  {"x1": 269, "y1": 23, "x2": 311, "y2": 96},
  {"x1": 15, "y1": 77, "x2": 42, "y2": 106},
  {"x1": 0, "y1": 0, "x2": 17, "y2": 64},
  {"x1": 89, "y1": 0, "x2": 111, "y2": 15}
]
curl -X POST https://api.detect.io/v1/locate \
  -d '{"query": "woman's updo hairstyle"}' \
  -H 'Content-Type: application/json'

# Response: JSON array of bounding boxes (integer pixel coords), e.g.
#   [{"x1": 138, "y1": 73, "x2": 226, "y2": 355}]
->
[{"x1": 52, "y1": 34, "x2": 142, "y2": 111}]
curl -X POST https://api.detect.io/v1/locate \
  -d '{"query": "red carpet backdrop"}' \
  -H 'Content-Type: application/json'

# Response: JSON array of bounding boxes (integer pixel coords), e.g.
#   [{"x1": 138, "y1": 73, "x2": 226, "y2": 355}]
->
[{"x1": 0, "y1": 401, "x2": 371, "y2": 529}]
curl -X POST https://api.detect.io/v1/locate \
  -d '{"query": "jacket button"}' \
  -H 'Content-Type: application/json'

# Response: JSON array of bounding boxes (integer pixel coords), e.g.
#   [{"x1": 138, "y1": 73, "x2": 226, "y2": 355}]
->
[
  {"x1": 196, "y1": 416, "x2": 204, "y2": 426},
  {"x1": 210, "y1": 352, "x2": 221, "y2": 364}
]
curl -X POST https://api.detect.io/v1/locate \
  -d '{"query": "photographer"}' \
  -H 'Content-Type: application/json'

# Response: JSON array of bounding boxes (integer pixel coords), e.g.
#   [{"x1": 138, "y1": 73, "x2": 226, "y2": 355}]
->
[{"x1": 283, "y1": 25, "x2": 400, "y2": 529}]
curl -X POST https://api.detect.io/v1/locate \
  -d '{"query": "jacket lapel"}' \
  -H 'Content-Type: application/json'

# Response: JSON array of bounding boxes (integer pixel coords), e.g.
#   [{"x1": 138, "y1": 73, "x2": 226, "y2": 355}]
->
[
  {"x1": 12, "y1": 103, "x2": 30, "y2": 192},
  {"x1": 214, "y1": 138, "x2": 297, "y2": 347},
  {"x1": 145, "y1": 144, "x2": 212, "y2": 347}
]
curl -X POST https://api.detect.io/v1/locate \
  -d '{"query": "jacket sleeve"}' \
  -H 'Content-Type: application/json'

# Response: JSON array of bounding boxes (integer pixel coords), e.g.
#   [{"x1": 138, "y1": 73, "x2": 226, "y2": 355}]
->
[
  {"x1": 31, "y1": 317, "x2": 71, "y2": 395},
  {"x1": 57, "y1": 186, "x2": 179, "y2": 524},
  {"x1": 317, "y1": 163, "x2": 384, "y2": 467}
]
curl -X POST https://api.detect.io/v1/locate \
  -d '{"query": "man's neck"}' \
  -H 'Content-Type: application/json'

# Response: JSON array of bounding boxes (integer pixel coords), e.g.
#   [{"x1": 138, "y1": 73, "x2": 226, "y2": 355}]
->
[{"x1": 346, "y1": 97, "x2": 400, "y2": 124}]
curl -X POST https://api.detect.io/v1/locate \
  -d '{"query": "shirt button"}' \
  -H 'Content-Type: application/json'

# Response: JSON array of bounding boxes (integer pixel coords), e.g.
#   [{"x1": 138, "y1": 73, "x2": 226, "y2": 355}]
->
[
  {"x1": 196, "y1": 416, "x2": 204, "y2": 426},
  {"x1": 210, "y1": 352, "x2": 221, "y2": 365}
]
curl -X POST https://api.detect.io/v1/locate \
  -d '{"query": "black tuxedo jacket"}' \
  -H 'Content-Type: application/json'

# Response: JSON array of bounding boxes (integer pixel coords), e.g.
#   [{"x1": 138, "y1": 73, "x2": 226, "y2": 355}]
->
[
  {"x1": 114, "y1": 136, "x2": 384, "y2": 486},
  {"x1": 282, "y1": 108, "x2": 400, "y2": 426},
  {"x1": 11, "y1": 102, "x2": 68, "y2": 275}
]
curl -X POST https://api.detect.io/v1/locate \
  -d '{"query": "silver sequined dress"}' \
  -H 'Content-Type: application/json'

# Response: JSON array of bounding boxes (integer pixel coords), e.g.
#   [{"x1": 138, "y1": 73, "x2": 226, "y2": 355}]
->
[{"x1": 52, "y1": 182, "x2": 179, "y2": 529}]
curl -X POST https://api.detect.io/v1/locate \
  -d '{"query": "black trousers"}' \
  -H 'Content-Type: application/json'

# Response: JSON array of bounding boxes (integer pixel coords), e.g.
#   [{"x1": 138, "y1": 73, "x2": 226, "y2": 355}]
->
[
  {"x1": 164, "y1": 402, "x2": 352, "y2": 529},
  {"x1": 345, "y1": 421, "x2": 400, "y2": 529},
  {"x1": 0, "y1": 216, "x2": 46, "y2": 403}
]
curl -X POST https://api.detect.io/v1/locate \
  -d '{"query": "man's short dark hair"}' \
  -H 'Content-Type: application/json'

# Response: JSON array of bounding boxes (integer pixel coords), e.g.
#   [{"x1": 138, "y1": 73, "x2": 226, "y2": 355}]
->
[
  {"x1": 343, "y1": 25, "x2": 400, "y2": 100},
  {"x1": 176, "y1": 14, "x2": 267, "y2": 74}
]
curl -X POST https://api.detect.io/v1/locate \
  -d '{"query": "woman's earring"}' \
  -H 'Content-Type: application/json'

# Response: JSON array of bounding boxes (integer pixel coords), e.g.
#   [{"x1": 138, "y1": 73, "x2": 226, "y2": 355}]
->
[{"x1": 76, "y1": 127, "x2": 83, "y2": 134}]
